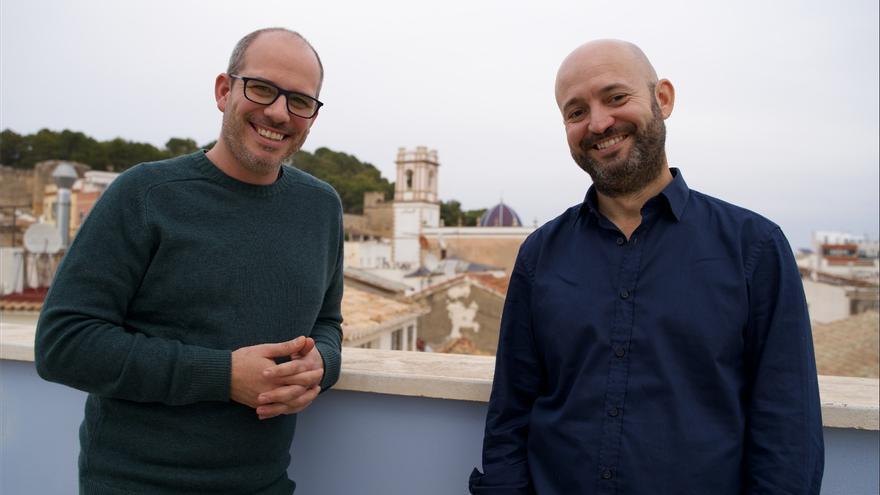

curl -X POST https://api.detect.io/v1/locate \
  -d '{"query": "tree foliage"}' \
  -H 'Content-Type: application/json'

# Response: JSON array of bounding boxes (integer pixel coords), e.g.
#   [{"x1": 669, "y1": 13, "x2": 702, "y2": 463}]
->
[
  {"x1": 440, "y1": 200, "x2": 486, "y2": 227},
  {"x1": 291, "y1": 147, "x2": 394, "y2": 214},
  {"x1": 2, "y1": 128, "x2": 485, "y2": 218},
  {"x1": 0, "y1": 128, "x2": 211, "y2": 171}
]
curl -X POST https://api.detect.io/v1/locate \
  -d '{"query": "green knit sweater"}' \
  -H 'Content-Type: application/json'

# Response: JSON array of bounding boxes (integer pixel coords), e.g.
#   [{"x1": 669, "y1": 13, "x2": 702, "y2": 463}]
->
[{"x1": 35, "y1": 151, "x2": 343, "y2": 494}]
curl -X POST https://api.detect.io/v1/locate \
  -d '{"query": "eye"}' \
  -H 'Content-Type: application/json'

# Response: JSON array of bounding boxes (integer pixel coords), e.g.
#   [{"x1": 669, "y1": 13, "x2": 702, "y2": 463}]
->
[
  {"x1": 566, "y1": 108, "x2": 586, "y2": 122},
  {"x1": 608, "y1": 94, "x2": 628, "y2": 105},
  {"x1": 288, "y1": 94, "x2": 313, "y2": 110},
  {"x1": 249, "y1": 82, "x2": 276, "y2": 97}
]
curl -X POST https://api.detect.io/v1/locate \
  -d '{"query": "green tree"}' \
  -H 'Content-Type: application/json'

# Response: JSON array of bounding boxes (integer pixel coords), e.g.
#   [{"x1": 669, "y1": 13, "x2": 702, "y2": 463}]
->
[
  {"x1": 165, "y1": 137, "x2": 199, "y2": 156},
  {"x1": 0, "y1": 129, "x2": 26, "y2": 167},
  {"x1": 291, "y1": 147, "x2": 394, "y2": 213},
  {"x1": 441, "y1": 200, "x2": 486, "y2": 226},
  {"x1": 2, "y1": 128, "x2": 481, "y2": 219}
]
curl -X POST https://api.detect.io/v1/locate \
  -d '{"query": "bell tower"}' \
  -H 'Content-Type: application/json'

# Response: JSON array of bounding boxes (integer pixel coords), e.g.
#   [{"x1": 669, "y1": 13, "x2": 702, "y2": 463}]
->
[
  {"x1": 392, "y1": 146, "x2": 440, "y2": 267},
  {"x1": 394, "y1": 146, "x2": 439, "y2": 202}
]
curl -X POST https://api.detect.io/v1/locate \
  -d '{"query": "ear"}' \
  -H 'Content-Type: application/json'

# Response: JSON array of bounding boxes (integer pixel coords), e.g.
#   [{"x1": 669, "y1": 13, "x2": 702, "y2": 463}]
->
[
  {"x1": 214, "y1": 73, "x2": 232, "y2": 112},
  {"x1": 655, "y1": 79, "x2": 675, "y2": 119}
]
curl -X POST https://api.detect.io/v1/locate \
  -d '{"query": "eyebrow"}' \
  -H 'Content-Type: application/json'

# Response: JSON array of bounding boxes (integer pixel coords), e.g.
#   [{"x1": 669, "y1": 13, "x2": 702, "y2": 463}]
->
[
  {"x1": 561, "y1": 82, "x2": 635, "y2": 112},
  {"x1": 240, "y1": 75, "x2": 314, "y2": 98},
  {"x1": 598, "y1": 83, "x2": 634, "y2": 95}
]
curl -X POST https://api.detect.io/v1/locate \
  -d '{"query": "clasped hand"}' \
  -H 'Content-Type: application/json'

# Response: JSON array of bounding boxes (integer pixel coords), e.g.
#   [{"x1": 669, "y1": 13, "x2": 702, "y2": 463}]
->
[{"x1": 230, "y1": 336, "x2": 324, "y2": 420}]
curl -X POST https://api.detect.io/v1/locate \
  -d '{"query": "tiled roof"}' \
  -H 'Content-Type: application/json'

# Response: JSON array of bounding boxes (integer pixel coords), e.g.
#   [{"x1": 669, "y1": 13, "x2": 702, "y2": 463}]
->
[
  {"x1": 342, "y1": 285, "x2": 425, "y2": 342},
  {"x1": 343, "y1": 267, "x2": 410, "y2": 294},
  {"x1": 436, "y1": 336, "x2": 494, "y2": 356},
  {"x1": 0, "y1": 300, "x2": 43, "y2": 312},
  {"x1": 0, "y1": 288, "x2": 47, "y2": 312},
  {"x1": 467, "y1": 273, "x2": 510, "y2": 297},
  {"x1": 813, "y1": 311, "x2": 879, "y2": 378}
]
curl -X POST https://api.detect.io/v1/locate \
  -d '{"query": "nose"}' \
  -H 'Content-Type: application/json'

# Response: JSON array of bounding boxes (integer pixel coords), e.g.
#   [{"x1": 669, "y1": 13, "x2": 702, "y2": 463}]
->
[
  {"x1": 264, "y1": 96, "x2": 291, "y2": 125},
  {"x1": 587, "y1": 107, "x2": 614, "y2": 135}
]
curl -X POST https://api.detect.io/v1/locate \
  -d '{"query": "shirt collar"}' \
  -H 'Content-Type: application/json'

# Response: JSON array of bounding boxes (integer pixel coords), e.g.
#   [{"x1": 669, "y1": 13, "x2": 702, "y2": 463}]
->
[{"x1": 579, "y1": 168, "x2": 690, "y2": 222}]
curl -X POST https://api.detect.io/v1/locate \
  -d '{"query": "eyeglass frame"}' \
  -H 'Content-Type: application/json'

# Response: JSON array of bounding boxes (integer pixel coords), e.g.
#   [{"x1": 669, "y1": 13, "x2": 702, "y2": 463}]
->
[{"x1": 228, "y1": 74, "x2": 323, "y2": 119}]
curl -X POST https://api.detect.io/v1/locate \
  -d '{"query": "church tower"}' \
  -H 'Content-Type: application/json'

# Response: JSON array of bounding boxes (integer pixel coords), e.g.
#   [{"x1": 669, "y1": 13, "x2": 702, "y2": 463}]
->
[{"x1": 392, "y1": 146, "x2": 440, "y2": 267}]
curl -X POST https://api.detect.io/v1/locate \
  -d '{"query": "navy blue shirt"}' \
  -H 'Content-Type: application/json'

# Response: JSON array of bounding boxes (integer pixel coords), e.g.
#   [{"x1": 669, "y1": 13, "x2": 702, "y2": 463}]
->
[{"x1": 470, "y1": 170, "x2": 823, "y2": 495}]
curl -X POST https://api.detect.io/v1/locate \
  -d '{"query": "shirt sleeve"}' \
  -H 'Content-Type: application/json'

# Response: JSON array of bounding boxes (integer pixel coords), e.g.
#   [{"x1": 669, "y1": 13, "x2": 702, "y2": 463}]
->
[
  {"x1": 743, "y1": 227, "x2": 824, "y2": 494},
  {"x1": 311, "y1": 218, "x2": 344, "y2": 392},
  {"x1": 34, "y1": 172, "x2": 231, "y2": 405},
  {"x1": 469, "y1": 240, "x2": 542, "y2": 495}
]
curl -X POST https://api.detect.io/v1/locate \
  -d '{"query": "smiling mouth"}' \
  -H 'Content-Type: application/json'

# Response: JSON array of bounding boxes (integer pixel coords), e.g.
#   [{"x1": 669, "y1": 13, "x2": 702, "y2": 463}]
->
[
  {"x1": 594, "y1": 134, "x2": 627, "y2": 150},
  {"x1": 252, "y1": 123, "x2": 286, "y2": 142}
]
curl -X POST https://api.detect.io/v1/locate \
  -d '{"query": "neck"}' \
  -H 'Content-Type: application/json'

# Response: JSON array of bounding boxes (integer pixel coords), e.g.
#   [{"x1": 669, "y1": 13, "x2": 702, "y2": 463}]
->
[
  {"x1": 596, "y1": 167, "x2": 673, "y2": 239},
  {"x1": 205, "y1": 142, "x2": 279, "y2": 186}
]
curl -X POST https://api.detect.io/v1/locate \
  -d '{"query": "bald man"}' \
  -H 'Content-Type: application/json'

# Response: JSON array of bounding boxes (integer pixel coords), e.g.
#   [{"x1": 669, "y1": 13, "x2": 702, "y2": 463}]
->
[
  {"x1": 470, "y1": 40, "x2": 824, "y2": 495},
  {"x1": 36, "y1": 28, "x2": 342, "y2": 494}
]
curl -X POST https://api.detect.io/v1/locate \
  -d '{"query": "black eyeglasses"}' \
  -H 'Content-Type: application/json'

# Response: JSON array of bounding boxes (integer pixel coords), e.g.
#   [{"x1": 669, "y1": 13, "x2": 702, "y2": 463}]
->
[{"x1": 229, "y1": 74, "x2": 323, "y2": 119}]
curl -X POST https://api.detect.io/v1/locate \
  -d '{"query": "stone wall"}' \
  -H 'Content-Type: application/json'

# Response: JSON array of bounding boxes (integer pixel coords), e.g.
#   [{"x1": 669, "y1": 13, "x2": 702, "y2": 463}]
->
[
  {"x1": 0, "y1": 166, "x2": 35, "y2": 208},
  {"x1": 415, "y1": 278, "x2": 504, "y2": 354},
  {"x1": 424, "y1": 236, "x2": 526, "y2": 274}
]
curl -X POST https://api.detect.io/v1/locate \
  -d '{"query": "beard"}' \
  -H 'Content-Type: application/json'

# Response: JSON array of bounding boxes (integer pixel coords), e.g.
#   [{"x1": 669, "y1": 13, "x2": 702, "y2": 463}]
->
[
  {"x1": 220, "y1": 107, "x2": 307, "y2": 178},
  {"x1": 572, "y1": 99, "x2": 667, "y2": 197}
]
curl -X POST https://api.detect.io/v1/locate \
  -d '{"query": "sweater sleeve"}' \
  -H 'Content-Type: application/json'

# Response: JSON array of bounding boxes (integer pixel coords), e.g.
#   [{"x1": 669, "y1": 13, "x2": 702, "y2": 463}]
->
[
  {"x1": 311, "y1": 203, "x2": 344, "y2": 392},
  {"x1": 34, "y1": 170, "x2": 231, "y2": 405}
]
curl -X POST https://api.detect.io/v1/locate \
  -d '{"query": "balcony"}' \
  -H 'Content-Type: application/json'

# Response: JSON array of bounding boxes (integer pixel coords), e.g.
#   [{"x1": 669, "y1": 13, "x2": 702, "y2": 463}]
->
[{"x1": 2, "y1": 316, "x2": 878, "y2": 494}]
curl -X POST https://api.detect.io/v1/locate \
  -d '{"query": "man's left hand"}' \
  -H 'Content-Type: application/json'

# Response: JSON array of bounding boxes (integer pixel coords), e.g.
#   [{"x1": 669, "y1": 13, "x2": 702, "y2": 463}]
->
[{"x1": 255, "y1": 338, "x2": 325, "y2": 420}]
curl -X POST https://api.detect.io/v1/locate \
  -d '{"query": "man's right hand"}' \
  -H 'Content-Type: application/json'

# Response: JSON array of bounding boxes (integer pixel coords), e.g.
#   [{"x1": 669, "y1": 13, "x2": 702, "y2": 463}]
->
[{"x1": 229, "y1": 337, "x2": 312, "y2": 409}]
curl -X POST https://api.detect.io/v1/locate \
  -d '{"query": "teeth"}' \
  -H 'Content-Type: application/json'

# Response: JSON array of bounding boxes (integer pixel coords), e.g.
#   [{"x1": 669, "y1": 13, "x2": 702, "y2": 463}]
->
[
  {"x1": 256, "y1": 126, "x2": 284, "y2": 141},
  {"x1": 595, "y1": 135, "x2": 625, "y2": 150}
]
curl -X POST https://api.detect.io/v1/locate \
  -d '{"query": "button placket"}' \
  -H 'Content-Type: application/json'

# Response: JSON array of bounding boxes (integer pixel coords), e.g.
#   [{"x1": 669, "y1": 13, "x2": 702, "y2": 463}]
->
[{"x1": 597, "y1": 225, "x2": 647, "y2": 494}]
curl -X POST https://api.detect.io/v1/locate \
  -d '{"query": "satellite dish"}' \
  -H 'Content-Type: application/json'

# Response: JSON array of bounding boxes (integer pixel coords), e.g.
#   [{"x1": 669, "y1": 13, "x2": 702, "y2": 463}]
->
[
  {"x1": 24, "y1": 223, "x2": 63, "y2": 254},
  {"x1": 424, "y1": 253, "x2": 439, "y2": 272}
]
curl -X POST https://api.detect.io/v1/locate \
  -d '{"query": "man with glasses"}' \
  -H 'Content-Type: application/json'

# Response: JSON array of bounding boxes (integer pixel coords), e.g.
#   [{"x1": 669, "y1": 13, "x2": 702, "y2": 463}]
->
[
  {"x1": 470, "y1": 39, "x2": 823, "y2": 494},
  {"x1": 36, "y1": 28, "x2": 341, "y2": 494}
]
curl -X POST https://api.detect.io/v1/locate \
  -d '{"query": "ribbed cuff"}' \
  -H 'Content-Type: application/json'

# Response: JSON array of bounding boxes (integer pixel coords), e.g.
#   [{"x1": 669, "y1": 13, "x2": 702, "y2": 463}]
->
[
  {"x1": 179, "y1": 348, "x2": 232, "y2": 404},
  {"x1": 314, "y1": 342, "x2": 341, "y2": 392}
]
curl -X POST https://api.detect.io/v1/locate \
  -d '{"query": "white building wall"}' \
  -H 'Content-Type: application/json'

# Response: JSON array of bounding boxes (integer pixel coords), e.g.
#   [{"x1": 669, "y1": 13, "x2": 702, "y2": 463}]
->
[
  {"x1": 802, "y1": 279, "x2": 851, "y2": 324},
  {"x1": 393, "y1": 202, "x2": 440, "y2": 267},
  {"x1": 0, "y1": 248, "x2": 25, "y2": 295},
  {"x1": 344, "y1": 241, "x2": 392, "y2": 268}
]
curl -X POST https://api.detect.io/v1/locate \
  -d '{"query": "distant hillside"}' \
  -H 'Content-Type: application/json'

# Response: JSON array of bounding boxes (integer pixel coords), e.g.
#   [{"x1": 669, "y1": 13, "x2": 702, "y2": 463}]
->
[
  {"x1": 0, "y1": 128, "x2": 204, "y2": 171},
  {"x1": 1, "y1": 128, "x2": 486, "y2": 222},
  {"x1": 291, "y1": 147, "x2": 393, "y2": 214}
]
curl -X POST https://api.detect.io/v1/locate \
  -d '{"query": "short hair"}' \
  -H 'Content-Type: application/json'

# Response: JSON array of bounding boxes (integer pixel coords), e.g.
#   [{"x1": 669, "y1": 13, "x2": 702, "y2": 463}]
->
[{"x1": 226, "y1": 27, "x2": 324, "y2": 95}]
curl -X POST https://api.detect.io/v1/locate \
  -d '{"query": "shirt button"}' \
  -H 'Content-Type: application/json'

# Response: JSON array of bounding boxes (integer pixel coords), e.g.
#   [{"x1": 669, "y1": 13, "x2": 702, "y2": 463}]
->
[
  {"x1": 601, "y1": 469, "x2": 614, "y2": 480},
  {"x1": 616, "y1": 237, "x2": 625, "y2": 245},
  {"x1": 608, "y1": 407, "x2": 620, "y2": 417},
  {"x1": 620, "y1": 289, "x2": 629, "y2": 299},
  {"x1": 614, "y1": 346, "x2": 626, "y2": 358}
]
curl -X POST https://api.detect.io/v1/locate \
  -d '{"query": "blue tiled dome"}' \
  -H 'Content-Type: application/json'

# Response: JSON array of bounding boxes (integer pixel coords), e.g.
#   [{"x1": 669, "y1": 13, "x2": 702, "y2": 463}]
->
[{"x1": 479, "y1": 202, "x2": 522, "y2": 227}]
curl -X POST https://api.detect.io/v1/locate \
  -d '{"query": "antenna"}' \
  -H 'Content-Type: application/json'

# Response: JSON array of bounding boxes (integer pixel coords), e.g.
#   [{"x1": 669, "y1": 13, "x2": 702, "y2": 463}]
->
[{"x1": 24, "y1": 223, "x2": 62, "y2": 254}]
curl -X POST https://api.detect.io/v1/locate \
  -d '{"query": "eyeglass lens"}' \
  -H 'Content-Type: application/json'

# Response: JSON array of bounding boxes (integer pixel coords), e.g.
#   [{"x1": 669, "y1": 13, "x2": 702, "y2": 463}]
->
[{"x1": 244, "y1": 79, "x2": 317, "y2": 117}]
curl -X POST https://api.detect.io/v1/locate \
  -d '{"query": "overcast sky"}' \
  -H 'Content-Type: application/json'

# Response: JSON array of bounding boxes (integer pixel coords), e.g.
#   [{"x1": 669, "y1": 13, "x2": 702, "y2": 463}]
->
[{"x1": 2, "y1": 0, "x2": 877, "y2": 248}]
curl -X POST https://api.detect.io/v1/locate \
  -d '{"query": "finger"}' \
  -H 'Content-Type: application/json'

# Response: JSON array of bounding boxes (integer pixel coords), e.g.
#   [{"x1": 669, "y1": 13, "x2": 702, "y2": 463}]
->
[
  {"x1": 294, "y1": 337, "x2": 315, "y2": 357},
  {"x1": 263, "y1": 356, "x2": 320, "y2": 378},
  {"x1": 259, "y1": 336, "x2": 307, "y2": 358},
  {"x1": 277, "y1": 368, "x2": 324, "y2": 387},
  {"x1": 256, "y1": 403, "x2": 286, "y2": 420},
  {"x1": 257, "y1": 386, "x2": 321, "y2": 419},
  {"x1": 258, "y1": 384, "x2": 308, "y2": 405}
]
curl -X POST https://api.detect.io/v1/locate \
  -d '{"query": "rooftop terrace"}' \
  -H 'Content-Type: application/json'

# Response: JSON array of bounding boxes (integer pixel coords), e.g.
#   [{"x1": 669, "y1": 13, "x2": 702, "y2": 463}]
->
[{"x1": 2, "y1": 314, "x2": 878, "y2": 494}]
